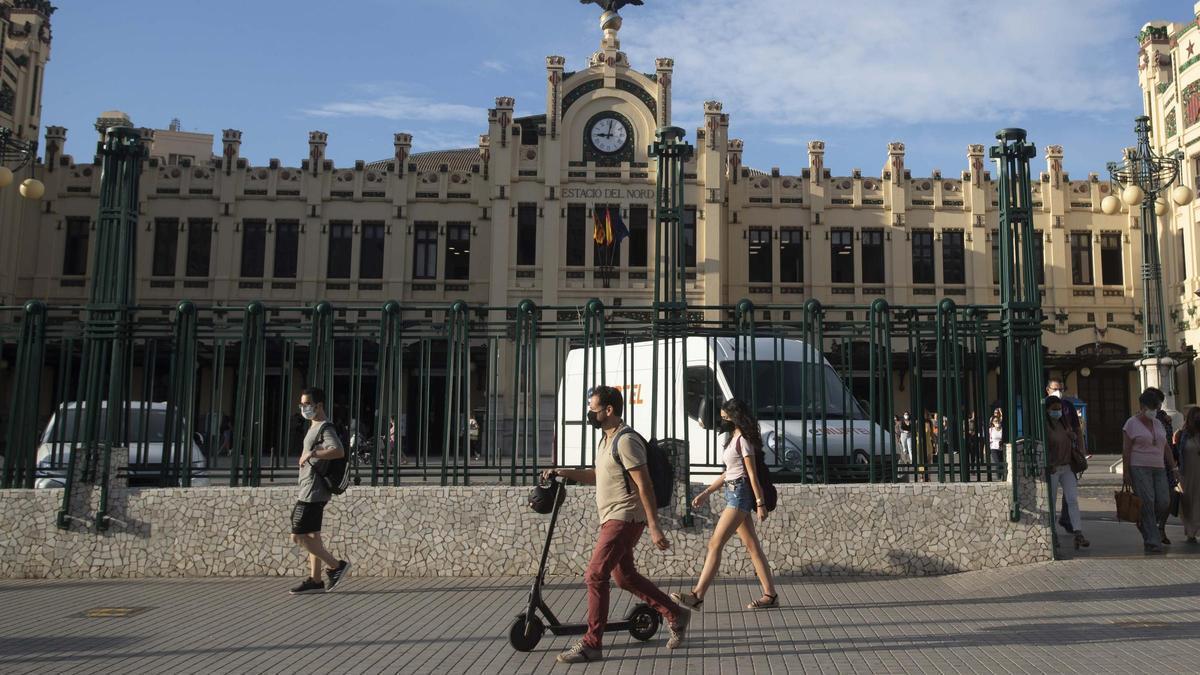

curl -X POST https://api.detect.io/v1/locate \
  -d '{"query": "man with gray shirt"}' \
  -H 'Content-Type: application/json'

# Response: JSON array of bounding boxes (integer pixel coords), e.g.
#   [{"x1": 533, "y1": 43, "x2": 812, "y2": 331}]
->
[{"x1": 289, "y1": 387, "x2": 351, "y2": 594}]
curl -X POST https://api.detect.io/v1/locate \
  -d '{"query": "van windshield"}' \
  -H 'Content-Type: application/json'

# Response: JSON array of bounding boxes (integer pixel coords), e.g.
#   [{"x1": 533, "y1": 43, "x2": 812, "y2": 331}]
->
[
  {"x1": 719, "y1": 361, "x2": 867, "y2": 420},
  {"x1": 41, "y1": 407, "x2": 169, "y2": 445}
]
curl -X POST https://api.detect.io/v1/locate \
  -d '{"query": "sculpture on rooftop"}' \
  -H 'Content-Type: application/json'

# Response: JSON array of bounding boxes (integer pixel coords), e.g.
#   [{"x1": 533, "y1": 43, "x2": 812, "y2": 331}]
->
[{"x1": 579, "y1": 0, "x2": 644, "y2": 12}]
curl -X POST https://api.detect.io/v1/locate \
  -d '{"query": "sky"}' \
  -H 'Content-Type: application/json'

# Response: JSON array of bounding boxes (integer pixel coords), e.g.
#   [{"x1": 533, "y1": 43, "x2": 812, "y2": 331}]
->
[{"x1": 40, "y1": 0, "x2": 1186, "y2": 178}]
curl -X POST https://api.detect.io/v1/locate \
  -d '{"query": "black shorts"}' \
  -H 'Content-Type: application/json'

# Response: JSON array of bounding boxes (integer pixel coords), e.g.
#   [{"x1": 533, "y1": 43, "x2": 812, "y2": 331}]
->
[{"x1": 291, "y1": 501, "x2": 326, "y2": 535}]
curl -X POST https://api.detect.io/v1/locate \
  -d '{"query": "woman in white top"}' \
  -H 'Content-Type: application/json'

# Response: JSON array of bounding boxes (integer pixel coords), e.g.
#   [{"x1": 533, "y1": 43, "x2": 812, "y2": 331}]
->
[
  {"x1": 671, "y1": 399, "x2": 777, "y2": 611},
  {"x1": 988, "y1": 414, "x2": 1004, "y2": 466}
]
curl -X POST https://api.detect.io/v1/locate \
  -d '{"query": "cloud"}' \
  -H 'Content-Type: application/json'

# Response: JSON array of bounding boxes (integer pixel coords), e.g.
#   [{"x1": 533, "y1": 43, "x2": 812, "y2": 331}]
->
[
  {"x1": 302, "y1": 91, "x2": 485, "y2": 124},
  {"x1": 481, "y1": 59, "x2": 509, "y2": 73},
  {"x1": 619, "y1": 0, "x2": 1133, "y2": 128}
]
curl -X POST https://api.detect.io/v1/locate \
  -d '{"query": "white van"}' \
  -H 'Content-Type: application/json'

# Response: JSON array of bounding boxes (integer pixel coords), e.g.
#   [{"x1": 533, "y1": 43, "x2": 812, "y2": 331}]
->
[
  {"x1": 556, "y1": 337, "x2": 894, "y2": 480},
  {"x1": 34, "y1": 402, "x2": 209, "y2": 488}
]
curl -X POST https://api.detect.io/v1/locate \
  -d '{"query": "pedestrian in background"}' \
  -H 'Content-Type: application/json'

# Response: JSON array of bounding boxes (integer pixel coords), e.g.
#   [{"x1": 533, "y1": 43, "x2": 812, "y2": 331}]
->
[
  {"x1": 1122, "y1": 390, "x2": 1181, "y2": 553},
  {"x1": 988, "y1": 412, "x2": 1005, "y2": 467},
  {"x1": 1045, "y1": 396, "x2": 1088, "y2": 550},
  {"x1": 1175, "y1": 406, "x2": 1200, "y2": 543}
]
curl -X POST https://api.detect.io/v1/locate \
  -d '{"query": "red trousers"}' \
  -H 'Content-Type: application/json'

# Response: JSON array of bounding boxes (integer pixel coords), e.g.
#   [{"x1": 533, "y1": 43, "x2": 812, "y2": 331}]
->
[{"x1": 583, "y1": 519, "x2": 682, "y2": 649}]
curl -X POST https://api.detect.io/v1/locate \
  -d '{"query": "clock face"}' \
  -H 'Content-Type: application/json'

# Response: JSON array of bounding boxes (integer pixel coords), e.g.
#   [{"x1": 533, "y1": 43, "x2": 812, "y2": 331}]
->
[{"x1": 589, "y1": 116, "x2": 629, "y2": 154}]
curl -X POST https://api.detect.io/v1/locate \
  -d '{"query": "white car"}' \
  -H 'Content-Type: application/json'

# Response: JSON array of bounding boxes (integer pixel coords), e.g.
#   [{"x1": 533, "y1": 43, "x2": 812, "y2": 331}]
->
[{"x1": 35, "y1": 401, "x2": 210, "y2": 488}]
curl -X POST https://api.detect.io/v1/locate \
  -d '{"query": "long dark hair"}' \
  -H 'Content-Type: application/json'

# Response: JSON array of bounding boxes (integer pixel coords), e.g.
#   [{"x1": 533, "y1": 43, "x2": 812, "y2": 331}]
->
[
  {"x1": 721, "y1": 398, "x2": 762, "y2": 450},
  {"x1": 1185, "y1": 406, "x2": 1200, "y2": 434}
]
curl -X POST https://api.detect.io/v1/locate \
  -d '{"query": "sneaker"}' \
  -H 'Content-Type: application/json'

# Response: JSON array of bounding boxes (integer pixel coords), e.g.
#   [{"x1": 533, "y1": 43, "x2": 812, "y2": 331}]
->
[
  {"x1": 289, "y1": 577, "x2": 325, "y2": 595},
  {"x1": 325, "y1": 560, "x2": 351, "y2": 592},
  {"x1": 669, "y1": 591, "x2": 703, "y2": 611},
  {"x1": 556, "y1": 641, "x2": 601, "y2": 663},
  {"x1": 666, "y1": 606, "x2": 691, "y2": 649}
]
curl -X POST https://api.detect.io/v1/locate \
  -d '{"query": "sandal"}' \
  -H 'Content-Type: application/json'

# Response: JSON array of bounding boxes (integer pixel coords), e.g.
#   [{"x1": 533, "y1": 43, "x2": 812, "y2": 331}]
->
[
  {"x1": 670, "y1": 591, "x2": 703, "y2": 611},
  {"x1": 747, "y1": 593, "x2": 778, "y2": 609}
]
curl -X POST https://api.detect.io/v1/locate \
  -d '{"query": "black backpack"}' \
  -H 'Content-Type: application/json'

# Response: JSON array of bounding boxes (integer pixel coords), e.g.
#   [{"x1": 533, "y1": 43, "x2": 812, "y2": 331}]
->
[
  {"x1": 736, "y1": 435, "x2": 778, "y2": 512},
  {"x1": 314, "y1": 421, "x2": 351, "y2": 495},
  {"x1": 611, "y1": 428, "x2": 673, "y2": 509}
]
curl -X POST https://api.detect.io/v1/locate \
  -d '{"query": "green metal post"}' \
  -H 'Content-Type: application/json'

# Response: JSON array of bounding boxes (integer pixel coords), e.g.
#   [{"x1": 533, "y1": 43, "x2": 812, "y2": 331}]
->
[
  {"x1": 57, "y1": 127, "x2": 145, "y2": 530},
  {"x1": 990, "y1": 128, "x2": 1043, "y2": 522}
]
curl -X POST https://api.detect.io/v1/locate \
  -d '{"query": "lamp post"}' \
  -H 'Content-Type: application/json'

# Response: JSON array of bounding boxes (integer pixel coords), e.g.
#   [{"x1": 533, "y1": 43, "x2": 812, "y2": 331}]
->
[
  {"x1": 0, "y1": 125, "x2": 45, "y2": 199},
  {"x1": 1104, "y1": 115, "x2": 1195, "y2": 427}
]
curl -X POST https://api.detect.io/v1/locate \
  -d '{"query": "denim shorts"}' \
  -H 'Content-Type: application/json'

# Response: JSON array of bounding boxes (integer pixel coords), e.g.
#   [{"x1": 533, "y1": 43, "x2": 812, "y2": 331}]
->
[{"x1": 724, "y1": 478, "x2": 755, "y2": 513}]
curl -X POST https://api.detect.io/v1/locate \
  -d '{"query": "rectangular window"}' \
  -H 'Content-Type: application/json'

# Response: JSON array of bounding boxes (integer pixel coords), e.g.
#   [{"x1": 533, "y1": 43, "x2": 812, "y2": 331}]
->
[
  {"x1": 780, "y1": 228, "x2": 803, "y2": 283},
  {"x1": 593, "y1": 205, "x2": 614, "y2": 269},
  {"x1": 30, "y1": 65, "x2": 39, "y2": 116},
  {"x1": 1100, "y1": 233, "x2": 1122, "y2": 286},
  {"x1": 62, "y1": 217, "x2": 90, "y2": 276},
  {"x1": 240, "y1": 219, "x2": 266, "y2": 278},
  {"x1": 830, "y1": 228, "x2": 854, "y2": 283},
  {"x1": 413, "y1": 222, "x2": 438, "y2": 280},
  {"x1": 748, "y1": 227, "x2": 772, "y2": 283},
  {"x1": 683, "y1": 206, "x2": 697, "y2": 267},
  {"x1": 326, "y1": 221, "x2": 352, "y2": 279},
  {"x1": 566, "y1": 204, "x2": 586, "y2": 267},
  {"x1": 517, "y1": 203, "x2": 537, "y2": 265},
  {"x1": 359, "y1": 221, "x2": 385, "y2": 279},
  {"x1": 629, "y1": 204, "x2": 648, "y2": 267},
  {"x1": 861, "y1": 229, "x2": 885, "y2": 284},
  {"x1": 185, "y1": 219, "x2": 213, "y2": 278},
  {"x1": 911, "y1": 230, "x2": 935, "y2": 284},
  {"x1": 445, "y1": 222, "x2": 471, "y2": 280},
  {"x1": 1031, "y1": 230, "x2": 1045, "y2": 285},
  {"x1": 274, "y1": 220, "x2": 299, "y2": 278},
  {"x1": 1179, "y1": 229, "x2": 1188, "y2": 281},
  {"x1": 1071, "y1": 232, "x2": 1093, "y2": 285},
  {"x1": 520, "y1": 123, "x2": 539, "y2": 146},
  {"x1": 152, "y1": 218, "x2": 178, "y2": 277},
  {"x1": 942, "y1": 230, "x2": 965, "y2": 285},
  {"x1": 991, "y1": 229, "x2": 1000, "y2": 284}
]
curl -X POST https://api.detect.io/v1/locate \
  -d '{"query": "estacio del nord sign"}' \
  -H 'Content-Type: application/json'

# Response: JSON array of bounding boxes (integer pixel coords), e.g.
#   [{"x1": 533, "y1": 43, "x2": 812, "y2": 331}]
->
[{"x1": 560, "y1": 187, "x2": 656, "y2": 200}]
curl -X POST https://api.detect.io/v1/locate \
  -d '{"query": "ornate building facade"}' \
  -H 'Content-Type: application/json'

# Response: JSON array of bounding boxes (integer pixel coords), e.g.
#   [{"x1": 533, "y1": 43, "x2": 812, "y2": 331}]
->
[{"x1": 3, "y1": 4, "x2": 1199, "y2": 453}]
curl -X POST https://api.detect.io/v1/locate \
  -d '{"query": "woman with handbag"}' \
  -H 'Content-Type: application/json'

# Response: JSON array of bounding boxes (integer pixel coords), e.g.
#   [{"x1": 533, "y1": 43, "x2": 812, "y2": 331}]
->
[
  {"x1": 1175, "y1": 406, "x2": 1200, "y2": 544},
  {"x1": 1122, "y1": 390, "x2": 1182, "y2": 553},
  {"x1": 1045, "y1": 396, "x2": 1088, "y2": 550},
  {"x1": 671, "y1": 398, "x2": 778, "y2": 611}
]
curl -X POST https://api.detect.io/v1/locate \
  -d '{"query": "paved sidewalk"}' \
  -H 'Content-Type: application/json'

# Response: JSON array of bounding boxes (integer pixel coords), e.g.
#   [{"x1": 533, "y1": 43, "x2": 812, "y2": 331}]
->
[{"x1": 2, "y1": 553, "x2": 1199, "y2": 674}]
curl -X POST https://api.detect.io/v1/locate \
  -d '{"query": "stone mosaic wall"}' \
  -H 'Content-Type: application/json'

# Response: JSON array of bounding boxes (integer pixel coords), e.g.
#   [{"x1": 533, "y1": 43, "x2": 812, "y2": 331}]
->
[{"x1": 0, "y1": 448, "x2": 1052, "y2": 580}]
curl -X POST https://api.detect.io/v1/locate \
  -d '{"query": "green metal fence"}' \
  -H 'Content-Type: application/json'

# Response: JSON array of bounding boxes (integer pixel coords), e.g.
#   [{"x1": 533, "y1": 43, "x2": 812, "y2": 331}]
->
[{"x1": 1, "y1": 296, "x2": 1037, "y2": 491}]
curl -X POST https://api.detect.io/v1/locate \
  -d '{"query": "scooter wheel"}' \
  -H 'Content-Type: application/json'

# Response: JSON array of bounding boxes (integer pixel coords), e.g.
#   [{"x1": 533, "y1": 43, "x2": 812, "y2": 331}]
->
[
  {"x1": 627, "y1": 603, "x2": 660, "y2": 642},
  {"x1": 509, "y1": 613, "x2": 544, "y2": 652}
]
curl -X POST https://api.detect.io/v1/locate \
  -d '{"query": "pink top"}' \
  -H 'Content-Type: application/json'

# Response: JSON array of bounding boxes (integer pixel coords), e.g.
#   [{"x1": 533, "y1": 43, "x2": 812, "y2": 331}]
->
[
  {"x1": 1123, "y1": 414, "x2": 1167, "y2": 468},
  {"x1": 722, "y1": 434, "x2": 754, "y2": 480}
]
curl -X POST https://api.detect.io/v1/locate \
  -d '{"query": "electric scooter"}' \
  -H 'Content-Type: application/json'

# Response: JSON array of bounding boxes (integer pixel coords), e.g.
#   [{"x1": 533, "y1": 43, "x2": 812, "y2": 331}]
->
[{"x1": 508, "y1": 476, "x2": 661, "y2": 651}]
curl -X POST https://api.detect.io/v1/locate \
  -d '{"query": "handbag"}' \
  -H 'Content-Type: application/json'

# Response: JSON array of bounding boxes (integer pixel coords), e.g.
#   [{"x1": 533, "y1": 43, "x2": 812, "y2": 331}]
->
[
  {"x1": 1114, "y1": 485, "x2": 1142, "y2": 523},
  {"x1": 1069, "y1": 445, "x2": 1088, "y2": 474}
]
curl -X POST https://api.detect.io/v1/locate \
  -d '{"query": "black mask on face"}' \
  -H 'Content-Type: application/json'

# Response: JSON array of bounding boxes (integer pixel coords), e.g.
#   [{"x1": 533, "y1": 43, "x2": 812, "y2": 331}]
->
[
  {"x1": 586, "y1": 410, "x2": 603, "y2": 429},
  {"x1": 719, "y1": 419, "x2": 734, "y2": 434}
]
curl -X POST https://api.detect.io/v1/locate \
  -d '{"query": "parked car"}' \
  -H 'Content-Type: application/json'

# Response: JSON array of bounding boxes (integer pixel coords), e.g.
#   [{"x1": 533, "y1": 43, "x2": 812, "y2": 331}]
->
[{"x1": 35, "y1": 401, "x2": 209, "y2": 488}]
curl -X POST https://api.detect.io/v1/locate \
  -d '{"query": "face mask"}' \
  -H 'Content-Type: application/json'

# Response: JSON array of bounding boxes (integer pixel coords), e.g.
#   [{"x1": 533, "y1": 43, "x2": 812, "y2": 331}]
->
[
  {"x1": 299, "y1": 404, "x2": 316, "y2": 420},
  {"x1": 719, "y1": 419, "x2": 734, "y2": 434},
  {"x1": 1049, "y1": 390, "x2": 1063, "y2": 399},
  {"x1": 1048, "y1": 410, "x2": 1062, "y2": 420},
  {"x1": 586, "y1": 410, "x2": 603, "y2": 429},
  {"x1": 903, "y1": 415, "x2": 910, "y2": 421}
]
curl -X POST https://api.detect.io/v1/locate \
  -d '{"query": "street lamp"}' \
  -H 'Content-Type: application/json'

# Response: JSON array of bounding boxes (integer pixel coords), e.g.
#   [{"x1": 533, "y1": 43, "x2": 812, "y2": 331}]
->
[
  {"x1": 0, "y1": 125, "x2": 44, "y2": 199},
  {"x1": 1105, "y1": 115, "x2": 1193, "y2": 426}
]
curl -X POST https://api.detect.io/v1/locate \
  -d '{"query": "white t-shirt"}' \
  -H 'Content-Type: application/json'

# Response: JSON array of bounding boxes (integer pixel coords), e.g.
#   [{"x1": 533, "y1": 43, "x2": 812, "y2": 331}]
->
[
  {"x1": 722, "y1": 434, "x2": 754, "y2": 481},
  {"x1": 988, "y1": 426, "x2": 1004, "y2": 450}
]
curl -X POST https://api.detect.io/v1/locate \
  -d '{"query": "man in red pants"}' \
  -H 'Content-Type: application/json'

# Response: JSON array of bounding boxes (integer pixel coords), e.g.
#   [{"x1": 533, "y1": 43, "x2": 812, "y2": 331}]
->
[{"x1": 543, "y1": 385, "x2": 689, "y2": 664}]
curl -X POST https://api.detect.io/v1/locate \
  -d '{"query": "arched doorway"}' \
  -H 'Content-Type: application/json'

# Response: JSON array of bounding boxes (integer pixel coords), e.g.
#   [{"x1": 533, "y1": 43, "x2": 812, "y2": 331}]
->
[{"x1": 1075, "y1": 343, "x2": 1132, "y2": 455}]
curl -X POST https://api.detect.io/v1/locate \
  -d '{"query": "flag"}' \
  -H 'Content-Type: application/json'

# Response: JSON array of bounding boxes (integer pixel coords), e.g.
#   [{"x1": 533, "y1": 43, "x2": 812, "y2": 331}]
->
[
  {"x1": 593, "y1": 208, "x2": 605, "y2": 245},
  {"x1": 610, "y1": 208, "x2": 629, "y2": 247},
  {"x1": 604, "y1": 207, "x2": 614, "y2": 246}
]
